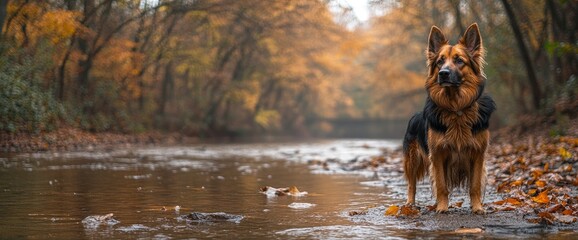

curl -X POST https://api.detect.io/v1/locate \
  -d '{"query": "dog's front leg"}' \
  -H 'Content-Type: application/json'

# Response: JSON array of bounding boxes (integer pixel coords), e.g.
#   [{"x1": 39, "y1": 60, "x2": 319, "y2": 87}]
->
[
  {"x1": 469, "y1": 150, "x2": 487, "y2": 214},
  {"x1": 430, "y1": 150, "x2": 449, "y2": 213}
]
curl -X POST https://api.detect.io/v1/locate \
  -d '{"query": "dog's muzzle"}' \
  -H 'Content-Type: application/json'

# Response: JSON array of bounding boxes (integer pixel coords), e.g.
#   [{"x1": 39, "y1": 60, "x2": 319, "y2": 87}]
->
[{"x1": 438, "y1": 69, "x2": 461, "y2": 87}]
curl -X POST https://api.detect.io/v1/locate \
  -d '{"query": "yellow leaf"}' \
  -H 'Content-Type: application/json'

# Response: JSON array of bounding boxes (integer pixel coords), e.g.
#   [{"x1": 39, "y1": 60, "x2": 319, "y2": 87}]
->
[
  {"x1": 532, "y1": 190, "x2": 550, "y2": 204},
  {"x1": 385, "y1": 205, "x2": 399, "y2": 216},
  {"x1": 559, "y1": 147, "x2": 572, "y2": 160}
]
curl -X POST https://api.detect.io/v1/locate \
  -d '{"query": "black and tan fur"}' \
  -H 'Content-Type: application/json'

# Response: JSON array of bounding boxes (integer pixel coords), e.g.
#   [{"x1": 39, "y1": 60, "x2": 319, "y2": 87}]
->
[{"x1": 402, "y1": 23, "x2": 496, "y2": 214}]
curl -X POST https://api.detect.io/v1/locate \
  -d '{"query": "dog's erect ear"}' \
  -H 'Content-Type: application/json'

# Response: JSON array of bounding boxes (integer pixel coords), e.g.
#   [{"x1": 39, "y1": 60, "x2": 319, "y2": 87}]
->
[
  {"x1": 460, "y1": 23, "x2": 482, "y2": 54},
  {"x1": 428, "y1": 26, "x2": 447, "y2": 55}
]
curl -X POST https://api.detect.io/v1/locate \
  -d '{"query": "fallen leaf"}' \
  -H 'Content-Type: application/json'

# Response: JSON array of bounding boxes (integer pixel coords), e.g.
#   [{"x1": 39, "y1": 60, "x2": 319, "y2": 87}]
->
[
  {"x1": 454, "y1": 227, "x2": 483, "y2": 233},
  {"x1": 531, "y1": 169, "x2": 544, "y2": 179},
  {"x1": 499, "y1": 206, "x2": 516, "y2": 211},
  {"x1": 538, "y1": 211, "x2": 555, "y2": 225},
  {"x1": 493, "y1": 200, "x2": 506, "y2": 205},
  {"x1": 554, "y1": 213, "x2": 577, "y2": 224},
  {"x1": 426, "y1": 205, "x2": 436, "y2": 211},
  {"x1": 562, "y1": 209, "x2": 573, "y2": 215},
  {"x1": 559, "y1": 147, "x2": 572, "y2": 160},
  {"x1": 348, "y1": 210, "x2": 367, "y2": 216},
  {"x1": 453, "y1": 201, "x2": 463, "y2": 208},
  {"x1": 532, "y1": 190, "x2": 550, "y2": 204},
  {"x1": 385, "y1": 205, "x2": 399, "y2": 216},
  {"x1": 493, "y1": 197, "x2": 522, "y2": 206},
  {"x1": 535, "y1": 180, "x2": 547, "y2": 188},
  {"x1": 288, "y1": 186, "x2": 300, "y2": 195},
  {"x1": 510, "y1": 180, "x2": 523, "y2": 187},
  {"x1": 505, "y1": 198, "x2": 522, "y2": 206},
  {"x1": 528, "y1": 189, "x2": 538, "y2": 196},
  {"x1": 547, "y1": 204, "x2": 564, "y2": 213},
  {"x1": 399, "y1": 205, "x2": 420, "y2": 216}
]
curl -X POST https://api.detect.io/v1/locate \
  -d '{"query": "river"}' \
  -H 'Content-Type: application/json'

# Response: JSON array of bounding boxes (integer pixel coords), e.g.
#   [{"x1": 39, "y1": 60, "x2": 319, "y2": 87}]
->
[{"x1": 0, "y1": 139, "x2": 576, "y2": 239}]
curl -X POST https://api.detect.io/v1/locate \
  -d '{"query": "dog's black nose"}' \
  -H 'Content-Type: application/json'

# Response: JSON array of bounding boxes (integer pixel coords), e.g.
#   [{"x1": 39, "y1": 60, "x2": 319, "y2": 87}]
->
[{"x1": 438, "y1": 69, "x2": 450, "y2": 80}]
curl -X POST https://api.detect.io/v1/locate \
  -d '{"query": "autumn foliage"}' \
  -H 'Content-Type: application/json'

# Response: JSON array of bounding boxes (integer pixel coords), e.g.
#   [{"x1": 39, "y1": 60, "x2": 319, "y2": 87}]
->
[{"x1": 0, "y1": 0, "x2": 576, "y2": 136}]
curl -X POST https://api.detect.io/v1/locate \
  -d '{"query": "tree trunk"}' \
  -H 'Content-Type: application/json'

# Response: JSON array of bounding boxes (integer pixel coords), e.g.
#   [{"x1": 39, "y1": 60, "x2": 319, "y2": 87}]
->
[
  {"x1": 0, "y1": 0, "x2": 7, "y2": 38},
  {"x1": 157, "y1": 61, "x2": 174, "y2": 116},
  {"x1": 500, "y1": 0, "x2": 542, "y2": 110}
]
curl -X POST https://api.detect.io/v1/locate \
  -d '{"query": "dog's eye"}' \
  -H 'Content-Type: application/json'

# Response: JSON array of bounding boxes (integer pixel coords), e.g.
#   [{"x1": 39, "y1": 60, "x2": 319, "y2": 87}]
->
[
  {"x1": 455, "y1": 58, "x2": 464, "y2": 64},
  {"x1": 436, "y1": 59, "x2": 444, "y2": 66}
]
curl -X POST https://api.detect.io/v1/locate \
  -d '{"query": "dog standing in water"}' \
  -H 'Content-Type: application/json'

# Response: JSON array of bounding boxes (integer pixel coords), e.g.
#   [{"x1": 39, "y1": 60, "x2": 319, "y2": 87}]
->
[{"x1": 402, "y1": 23, "x2": 496, "y2": 214}]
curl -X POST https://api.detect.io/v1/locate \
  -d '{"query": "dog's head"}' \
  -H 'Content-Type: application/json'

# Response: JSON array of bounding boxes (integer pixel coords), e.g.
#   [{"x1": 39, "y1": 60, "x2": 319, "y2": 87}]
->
[{"x1": 426, "y1": 23, "x2": 485, "y2": 110}]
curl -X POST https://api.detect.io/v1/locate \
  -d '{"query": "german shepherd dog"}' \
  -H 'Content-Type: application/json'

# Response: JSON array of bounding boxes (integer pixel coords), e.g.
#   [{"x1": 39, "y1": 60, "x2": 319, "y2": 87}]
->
[{"x1": 403, "y1": 23, "x2": 496, "y2": 214}]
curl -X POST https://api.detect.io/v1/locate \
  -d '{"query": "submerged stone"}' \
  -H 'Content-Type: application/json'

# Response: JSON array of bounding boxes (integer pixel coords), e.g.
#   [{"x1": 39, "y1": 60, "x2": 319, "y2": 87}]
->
[
  {"x1": 183, "y1": 212, "x2": 244, "y2": 224},
  {"x1": 81, "y1": 213, "x2": 120, "y2": 229}
]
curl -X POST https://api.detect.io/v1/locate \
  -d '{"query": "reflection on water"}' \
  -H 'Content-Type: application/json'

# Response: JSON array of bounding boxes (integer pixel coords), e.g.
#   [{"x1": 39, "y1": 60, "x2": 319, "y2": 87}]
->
[
  {"x1": 1, "y1": 139, "x2": 574, "y2": 239},
  {"x1": 0, "y1": 139, "x2": 403, "y2": 239}
]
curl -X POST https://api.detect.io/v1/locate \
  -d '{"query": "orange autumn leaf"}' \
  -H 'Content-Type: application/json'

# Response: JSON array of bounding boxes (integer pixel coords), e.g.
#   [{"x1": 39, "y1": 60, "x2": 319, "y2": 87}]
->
[
  {"x1": 505, "y1": 198, "x2": 522, "y2": 206},
  {"x1": 399, "y1": 205, "x2": 419, "y2": 216},
  {"x1": 532, "y1": 191, "x2": 550, "y2": 204},
  {"x1": 510, "y1": 180, "x2": 523, "y2": 187},
  {"x1": 535, "y1": 180, "x2": 547, "y2": 188},
  {"x1": 562, "y1": 209, "x2": 573, "y2": 215},
  {"x1": 528, "y1": 189, "x2": 538, "y2": 196},
  {"x1": 288, "y1": 186, "x2": 301, "y2": 195},
  {"x1": 538, "y1": 211, "x2": 555, "y2": 221},
  {"x1": 531, "y1": 169, "x2": 544, "y2": 179},
  {"x1": 493, "y1": 200, "x2": 506, "y2": 205},
  {"x1": 385, "y1": 205, "x2": 399, "y2": 216}
]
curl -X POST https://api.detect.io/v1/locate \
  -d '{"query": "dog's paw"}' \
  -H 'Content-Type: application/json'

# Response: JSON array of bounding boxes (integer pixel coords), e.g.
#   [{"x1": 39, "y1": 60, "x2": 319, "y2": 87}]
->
[
  {"x1": 435, "y1": 206, "x2": 448, "y2": 213},
  {"x1": 472, "y1": 207, "x2": 485, "y2": 215}
]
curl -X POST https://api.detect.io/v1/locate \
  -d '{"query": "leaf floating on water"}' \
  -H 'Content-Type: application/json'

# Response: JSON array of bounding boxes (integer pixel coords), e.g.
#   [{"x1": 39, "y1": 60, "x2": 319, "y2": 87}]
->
[
  {"x1": 384, "y1": 205, "x2": 399, "y2": 216},
  {"x1": 532, "y1": 190, "x2": 550, "y2": 204},
  {"x1": 454, "y1": 227, "x2": 483, "y2": 233},
  {"x1": 288, "y1": 186, "x2": 300, "y2": 195},
  {"x1": 259, "y1": 186, "x2": 308, "y2": 197}
]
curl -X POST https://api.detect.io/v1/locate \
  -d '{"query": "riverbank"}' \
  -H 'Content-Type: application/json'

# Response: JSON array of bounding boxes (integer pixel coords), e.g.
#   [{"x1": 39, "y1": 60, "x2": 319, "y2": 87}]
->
[{"x1": 0, "y1": 128, "x2": 190, "y2": 153}]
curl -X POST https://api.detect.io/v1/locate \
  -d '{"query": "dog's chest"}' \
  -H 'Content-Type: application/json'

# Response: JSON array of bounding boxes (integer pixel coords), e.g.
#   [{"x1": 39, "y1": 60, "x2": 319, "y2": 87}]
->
[{"x1": 430, "y1": 105, "x2": 482, "y2": 151}]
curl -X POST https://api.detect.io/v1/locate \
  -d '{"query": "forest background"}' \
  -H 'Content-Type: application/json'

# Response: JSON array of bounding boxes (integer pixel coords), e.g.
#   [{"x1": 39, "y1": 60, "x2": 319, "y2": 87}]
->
[{"x1": 0, "y1": 0, "x2": 576, "y2": 138}]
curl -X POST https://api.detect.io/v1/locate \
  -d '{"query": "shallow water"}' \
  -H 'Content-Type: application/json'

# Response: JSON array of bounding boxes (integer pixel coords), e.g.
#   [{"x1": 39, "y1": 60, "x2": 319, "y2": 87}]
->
[{"x1": 0, "y1": 139, "x2": 576, "y2": 239}]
